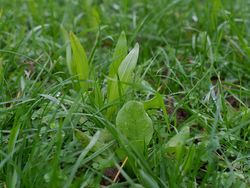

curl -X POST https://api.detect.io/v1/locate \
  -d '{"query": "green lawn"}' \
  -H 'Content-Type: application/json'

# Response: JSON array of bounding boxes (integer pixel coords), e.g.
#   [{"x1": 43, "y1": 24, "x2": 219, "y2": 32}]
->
[{"x1": 1, "y1": 0, "x2": 250, "y2": 187}]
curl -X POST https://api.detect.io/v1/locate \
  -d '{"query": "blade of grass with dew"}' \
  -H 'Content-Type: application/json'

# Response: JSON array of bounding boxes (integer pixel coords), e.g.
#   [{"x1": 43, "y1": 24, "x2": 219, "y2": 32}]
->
[{"x1": 69, "y1": 32, "x2": 89, "y2": 91}]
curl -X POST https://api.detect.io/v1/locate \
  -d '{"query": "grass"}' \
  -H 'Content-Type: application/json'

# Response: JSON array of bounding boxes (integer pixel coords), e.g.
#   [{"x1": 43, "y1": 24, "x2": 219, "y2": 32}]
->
[{"x1": 1, "y1": 0, "x2": 250, "y2": 187}]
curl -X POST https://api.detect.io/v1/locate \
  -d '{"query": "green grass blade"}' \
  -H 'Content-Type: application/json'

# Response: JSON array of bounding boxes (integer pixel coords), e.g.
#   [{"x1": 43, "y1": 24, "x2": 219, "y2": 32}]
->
[
  {"x1": 139, "y1": 170, "x2": 160, "y2": 188},
  {"x1": 69, "y1": 32, "x2": 89, "y2": 91},
  {"x1": 7, "y1": 123, "x2": 21, "y2": 188},
  {"x1": 8, "y1": 124, "x2": 21, "y2": 155},
  {"x1": 108, "y1": 31, "x2": 127, "y2": 100}
]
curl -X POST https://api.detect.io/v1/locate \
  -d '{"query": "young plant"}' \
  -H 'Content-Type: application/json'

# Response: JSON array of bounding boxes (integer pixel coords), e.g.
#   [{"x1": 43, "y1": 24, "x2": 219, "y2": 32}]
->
[
  {"x1": 69, "y1": 32, "x2": 89, "y2": 91},
  {"x1": 106, "y1": 33, "x2": 139, "y2": 117},
  {"x1": 67, "y1": 31, "x2": 164, "y2": 184}
]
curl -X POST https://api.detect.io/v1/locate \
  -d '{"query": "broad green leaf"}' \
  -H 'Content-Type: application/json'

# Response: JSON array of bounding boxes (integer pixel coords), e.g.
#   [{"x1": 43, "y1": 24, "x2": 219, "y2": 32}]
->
[
  {"x1": 108, "y1": 43, "x2": 139, "y2": 103},
  {"x1": 109, "y1": 31, "x2": 128, "y2": 80},
  {"x1": 116, "y1": 101, "x2": 153, "y2": 153},
  {"x1": 107, "y1": 31, "x2": 127, "y2": 101},
  {"x1": 118, "y1": 43, "x2": 139, "y2": 91},
  {"x1": 69, "y1": 32, "x2": 89, "y2": 91}
]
